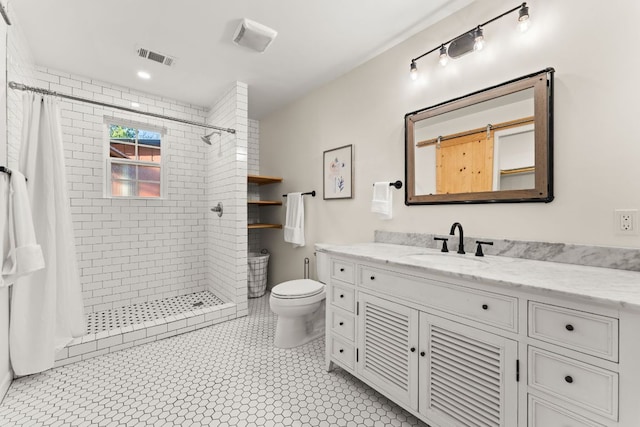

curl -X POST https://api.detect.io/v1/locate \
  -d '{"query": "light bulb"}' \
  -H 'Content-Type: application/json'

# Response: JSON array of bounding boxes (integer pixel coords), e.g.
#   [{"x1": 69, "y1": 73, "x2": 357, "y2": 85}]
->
[
  {"x1": 137, "y1": 71, "x2": 151, "y2": 80},
  {"x1": 410, "y1": 60, "x2": 418, "y2": 81},
  {"x1": 473, "y1": 27, "x2": 485, "y2": 51},
  {"x1": 518, "y1": 5, "x2": 530, "y2": 32},
  {"x1": 438, "y1": 45, "x2": 449, "y2": 67}
]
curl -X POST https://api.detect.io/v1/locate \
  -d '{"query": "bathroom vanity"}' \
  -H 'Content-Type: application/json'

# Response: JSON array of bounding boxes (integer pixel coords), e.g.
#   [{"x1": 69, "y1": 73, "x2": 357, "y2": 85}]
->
[{"x1": 319, "y1": 242, "x2": 640, "y2": 427}]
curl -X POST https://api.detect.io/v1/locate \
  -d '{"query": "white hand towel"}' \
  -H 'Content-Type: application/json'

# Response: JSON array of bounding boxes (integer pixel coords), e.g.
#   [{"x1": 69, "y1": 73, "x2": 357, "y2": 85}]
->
[
  {"x1": 371, "y1": 182, "x2": 393, "y2": 220},
  {"x1": 1, "y1": 171, "x2": 45, "y2": 287},
  {"x1": 284, "y1": 192, "x2": 305, "y2": 247}
]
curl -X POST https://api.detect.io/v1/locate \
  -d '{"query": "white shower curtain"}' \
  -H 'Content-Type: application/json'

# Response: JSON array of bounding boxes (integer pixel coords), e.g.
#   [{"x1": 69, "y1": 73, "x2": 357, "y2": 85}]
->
[{"x1": 10, "y1": 93, "x2": 86, "y2": 375}]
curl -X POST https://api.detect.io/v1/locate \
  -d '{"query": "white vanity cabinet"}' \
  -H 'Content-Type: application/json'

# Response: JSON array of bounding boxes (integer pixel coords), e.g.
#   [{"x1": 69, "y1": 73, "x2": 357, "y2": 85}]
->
[
  {"x1": 322, "y1": 247, "x2": 640, "y2": 427},
  {"x1": 327, "y1": 259, "x2": 520, "y2": 426}
]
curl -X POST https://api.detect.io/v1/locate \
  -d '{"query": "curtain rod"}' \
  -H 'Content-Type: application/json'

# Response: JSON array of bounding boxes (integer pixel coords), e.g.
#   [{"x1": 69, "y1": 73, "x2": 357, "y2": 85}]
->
[{"x1": 8, "y1": 82, "x2": 236, "y2": 134}]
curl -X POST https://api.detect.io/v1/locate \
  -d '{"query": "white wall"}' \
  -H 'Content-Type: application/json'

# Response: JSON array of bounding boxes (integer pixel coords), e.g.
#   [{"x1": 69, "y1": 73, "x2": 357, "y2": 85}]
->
[{"x1": 260, "y1": 0, "x2": 640, "y2": 285}]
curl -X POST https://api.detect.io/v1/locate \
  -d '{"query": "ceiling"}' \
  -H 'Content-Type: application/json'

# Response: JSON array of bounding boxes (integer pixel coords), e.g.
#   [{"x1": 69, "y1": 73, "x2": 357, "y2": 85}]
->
[{"x1": 9, "y1": 0, "x2": 471, "y2": 119}]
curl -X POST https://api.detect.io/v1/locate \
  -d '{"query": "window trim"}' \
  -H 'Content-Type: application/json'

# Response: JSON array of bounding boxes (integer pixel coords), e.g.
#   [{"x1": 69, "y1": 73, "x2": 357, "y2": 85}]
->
[{"x1": 103, "y1": 118, "x2": 167, "y2": 199}]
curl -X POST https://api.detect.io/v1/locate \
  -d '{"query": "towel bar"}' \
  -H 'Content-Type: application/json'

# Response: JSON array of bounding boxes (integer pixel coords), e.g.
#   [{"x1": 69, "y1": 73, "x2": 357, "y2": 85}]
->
[
  {"x1": 372, "y1": 180, "x2": 403, "y2": 189},
  {"x1": 283, "y1": 191, "x2": 316, "y2": 197}
]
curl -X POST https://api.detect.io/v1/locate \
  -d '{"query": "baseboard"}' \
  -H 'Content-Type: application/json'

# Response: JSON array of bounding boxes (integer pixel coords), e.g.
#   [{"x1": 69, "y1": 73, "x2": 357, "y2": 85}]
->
[{"x1": 0, "y1": 369, "x2": 11, "y2": 403}]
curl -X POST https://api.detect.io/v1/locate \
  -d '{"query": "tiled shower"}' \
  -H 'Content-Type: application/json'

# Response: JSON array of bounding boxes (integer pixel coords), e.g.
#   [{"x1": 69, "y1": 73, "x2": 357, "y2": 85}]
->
[{"x1": 5, "y1": 18, "x2": 254, "y2": 366}]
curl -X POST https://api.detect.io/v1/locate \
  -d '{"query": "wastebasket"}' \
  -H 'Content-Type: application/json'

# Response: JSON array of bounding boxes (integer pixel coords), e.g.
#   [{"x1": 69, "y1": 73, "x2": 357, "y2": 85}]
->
[{"x1": 248, "y1": 251, "x2": 270, "y2": 298}]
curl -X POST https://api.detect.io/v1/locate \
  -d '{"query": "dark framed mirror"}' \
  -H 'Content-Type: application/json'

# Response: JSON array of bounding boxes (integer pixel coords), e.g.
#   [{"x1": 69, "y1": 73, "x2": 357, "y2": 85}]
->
[{"x1": 405, "y1": 68, "x2": 554, "y2": 205}]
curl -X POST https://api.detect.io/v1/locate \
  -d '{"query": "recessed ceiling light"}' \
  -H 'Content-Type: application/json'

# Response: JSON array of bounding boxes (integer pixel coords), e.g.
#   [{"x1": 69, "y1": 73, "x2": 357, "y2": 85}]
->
[
  {"x1": 131, "y1": 102, "x2": 140, "y2": 108},
  {"x1": 137, "y1": 71, "x2": 151, "y2": 80}
]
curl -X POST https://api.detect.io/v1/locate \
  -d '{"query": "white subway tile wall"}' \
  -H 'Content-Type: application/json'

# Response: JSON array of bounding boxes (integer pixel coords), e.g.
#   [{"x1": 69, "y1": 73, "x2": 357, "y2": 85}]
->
[
  {"x1": 206, "y1": 82, "x2": 249, "y2": 318},
  {"x1": 7, "y1": 18, "x2": 37, "y2": 168},
  {"x1": 27, "y1": 67, "x2": 212, "y2": 314}
]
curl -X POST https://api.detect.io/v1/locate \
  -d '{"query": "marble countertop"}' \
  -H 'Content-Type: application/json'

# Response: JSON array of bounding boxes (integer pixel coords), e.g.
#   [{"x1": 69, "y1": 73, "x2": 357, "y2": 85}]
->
[{"x1": 316, "y1": 242, "x2": 640, "y2": 311}]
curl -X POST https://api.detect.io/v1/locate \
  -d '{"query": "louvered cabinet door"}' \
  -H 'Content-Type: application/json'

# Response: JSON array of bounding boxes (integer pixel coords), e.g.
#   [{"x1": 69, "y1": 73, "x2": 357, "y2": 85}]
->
[
  {"x1": 357, "y1": 292, "x2": 420, "y2": 410},
  {"x1": 419, "y1": 313, "x2": 518, "y2": 427}
]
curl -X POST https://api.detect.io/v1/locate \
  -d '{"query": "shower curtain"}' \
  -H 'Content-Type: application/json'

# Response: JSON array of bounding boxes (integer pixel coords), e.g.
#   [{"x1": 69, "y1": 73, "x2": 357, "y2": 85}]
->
[{"x1": 10, "y1": 93, "x2": 86, "y2": 375}]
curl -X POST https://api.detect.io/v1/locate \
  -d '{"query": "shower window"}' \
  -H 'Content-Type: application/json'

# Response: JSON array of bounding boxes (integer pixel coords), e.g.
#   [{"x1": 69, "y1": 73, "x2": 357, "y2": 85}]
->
[{"x1": 105, "y1": 121, "x2": 165, "y2": 198}]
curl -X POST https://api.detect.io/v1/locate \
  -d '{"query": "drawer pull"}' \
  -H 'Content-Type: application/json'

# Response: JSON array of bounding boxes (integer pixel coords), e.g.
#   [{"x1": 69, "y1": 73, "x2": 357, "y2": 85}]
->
[
  {"x1": 340, "y1": 268, "x2": 345, "y2": 272},
  {"x1": 410, "y1": 347, "x2": 416, "y2": 352},
  {"x1": 565, "y1": 324, "x2": 574, "y2": 331},
  {"x1": 339, "y1": 349, "x2": 344, "y2": 353},
  {"x1": 564, "y1": 375, "x2": 574, "y2": 384},
  {"x1": 370, "y1": 276, "x2": 375, "y2": 281},
  {"x1": 420, "y1": 351, "x2": 426, "y2": 357},
  {"x1": 339, "y1": 294, "x2": 344, "y2": 298},
  {"x1": 339, "y1": 322, "x2": 344, "y2": 326},
  {"x1": 482, "y1": 304, "x2": 489, "y2": 310}
]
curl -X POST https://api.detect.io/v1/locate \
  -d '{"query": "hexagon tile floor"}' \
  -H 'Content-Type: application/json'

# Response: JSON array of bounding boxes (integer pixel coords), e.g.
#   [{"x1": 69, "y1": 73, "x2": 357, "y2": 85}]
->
[{"x1": 0, "y1": 294, "x2": 426, "y2": 426}]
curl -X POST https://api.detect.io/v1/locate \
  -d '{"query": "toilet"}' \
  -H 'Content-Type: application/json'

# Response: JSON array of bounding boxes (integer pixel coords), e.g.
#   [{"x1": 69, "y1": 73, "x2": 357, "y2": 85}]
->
[{"x1": 269, "y1": 252, "x2": 328, "y2": 348}]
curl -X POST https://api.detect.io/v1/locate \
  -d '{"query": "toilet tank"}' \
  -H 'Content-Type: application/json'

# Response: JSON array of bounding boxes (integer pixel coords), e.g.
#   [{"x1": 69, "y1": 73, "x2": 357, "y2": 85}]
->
[{"x1": 316, "y1": 252, "x2": 329, "y2": 284}]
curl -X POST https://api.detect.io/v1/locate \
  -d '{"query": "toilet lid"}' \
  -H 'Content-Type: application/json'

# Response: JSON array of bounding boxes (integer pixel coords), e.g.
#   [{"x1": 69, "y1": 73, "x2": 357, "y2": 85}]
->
[{"x1": 271, "y1": 279, "x2": 324, "y2": 299}]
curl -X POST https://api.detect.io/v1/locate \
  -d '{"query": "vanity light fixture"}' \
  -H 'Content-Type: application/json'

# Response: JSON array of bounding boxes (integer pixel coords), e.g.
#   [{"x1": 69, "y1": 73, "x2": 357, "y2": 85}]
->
[
  {"x1": 473, "y1": 27, "x2": 485, "y2": 51},
  {"x1": 409, "y1": 2, "x2": 530, "y2": 80},
  {"x1": 410, "y1": 60, "x2": 418, "y2": 80},
  {"x1": 518, "y1": 4, "x2": 530, "y2": 32},
  {"x1": 438, "y1": 45, "x2": 449, "y2": 67}
]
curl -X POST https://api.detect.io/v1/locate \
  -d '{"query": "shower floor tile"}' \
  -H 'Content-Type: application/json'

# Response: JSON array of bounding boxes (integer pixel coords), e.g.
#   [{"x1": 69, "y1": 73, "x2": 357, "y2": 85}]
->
[
  {"x1": 86, "y1": 291, "x2": 225, "y2": 334},
  {"x1": 0, "y1": 295, "x2": 426, "y2": 426}
]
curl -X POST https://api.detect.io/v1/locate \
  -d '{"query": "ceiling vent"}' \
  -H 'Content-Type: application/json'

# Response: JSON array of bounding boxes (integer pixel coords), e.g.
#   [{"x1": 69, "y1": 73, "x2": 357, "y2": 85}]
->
[
  {"x1": 232, "y1": 18, "x2": 277, "y2": 53},
  {"x1": 137, "y1": 48, "x2": 176, "y2": 66}
]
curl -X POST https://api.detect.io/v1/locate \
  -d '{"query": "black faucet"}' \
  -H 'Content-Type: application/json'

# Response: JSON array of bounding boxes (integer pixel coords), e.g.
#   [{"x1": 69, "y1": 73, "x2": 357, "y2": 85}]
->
[{"x1": 449, "y1": 222, "x2": 465, "y2": 254}]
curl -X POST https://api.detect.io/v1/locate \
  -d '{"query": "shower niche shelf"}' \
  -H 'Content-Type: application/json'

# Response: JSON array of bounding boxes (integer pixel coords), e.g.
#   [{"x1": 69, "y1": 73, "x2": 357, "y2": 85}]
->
[{"x1": 248, "y1": 174, "x2": 283, "y2": 230}]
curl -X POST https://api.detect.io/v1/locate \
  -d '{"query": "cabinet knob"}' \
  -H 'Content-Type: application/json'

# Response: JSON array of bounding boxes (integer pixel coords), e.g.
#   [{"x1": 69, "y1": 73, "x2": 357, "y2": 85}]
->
[
  {"x1": 339, "y1": 322, "x2": 344, "y2": 326},
  {"x1": 565, "y1": 324, "x2": 574, "y2": 331},
  {"x1": 339, "y1": 294, "x2": 344, "y2": 298},
  {"x1": 564, "y1": 375, "x2": 573, "y2": 384},
  {"x1": 420, "y1": 351, "x2": 426, "y2": 357},
  {"x1": 410, "y1": 347, "x2": 416, "y2": 352},
  {"x1": 482, "y1": 304, "x2": 489, "y2": 310},
  {"x1": 340, "y1": 268, "x2": 345, "y2": 272},
  {"x1": 370, "y1": 276, "x2": 375, "y2": 281},
  {"x1": 339, "y1": 349, "x2": 344, "y2": 353}
]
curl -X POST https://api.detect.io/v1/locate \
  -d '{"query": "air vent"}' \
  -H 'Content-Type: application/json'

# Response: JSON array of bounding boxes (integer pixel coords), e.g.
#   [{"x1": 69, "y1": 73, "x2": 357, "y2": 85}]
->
[{"x1": 137, "y1": 48, "x2": 176, "y2": 67}]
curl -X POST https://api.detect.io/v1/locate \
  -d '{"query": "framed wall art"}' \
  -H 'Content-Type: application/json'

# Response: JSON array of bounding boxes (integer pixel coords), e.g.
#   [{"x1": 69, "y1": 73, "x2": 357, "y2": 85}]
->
[{"x1": 323, "y1": 144, "x2": 353, "y2": 200}]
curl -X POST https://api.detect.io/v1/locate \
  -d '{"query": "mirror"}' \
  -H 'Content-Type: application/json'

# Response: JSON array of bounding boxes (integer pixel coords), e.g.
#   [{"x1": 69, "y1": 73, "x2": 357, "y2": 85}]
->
[{"x1": 405, "y1": 68, "x2": 554, "y2": 205}]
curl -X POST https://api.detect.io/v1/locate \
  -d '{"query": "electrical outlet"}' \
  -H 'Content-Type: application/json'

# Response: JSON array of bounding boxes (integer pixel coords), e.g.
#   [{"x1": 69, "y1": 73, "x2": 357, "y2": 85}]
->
[{"x1": 614, "y1": 209, "x2": 639, "y2": 235}]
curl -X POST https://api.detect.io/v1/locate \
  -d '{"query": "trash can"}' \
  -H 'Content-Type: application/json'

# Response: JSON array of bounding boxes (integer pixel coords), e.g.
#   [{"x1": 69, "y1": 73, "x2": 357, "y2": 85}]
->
[{"x1": 248, "y1": 251, "x2": 270, "y2": 298}]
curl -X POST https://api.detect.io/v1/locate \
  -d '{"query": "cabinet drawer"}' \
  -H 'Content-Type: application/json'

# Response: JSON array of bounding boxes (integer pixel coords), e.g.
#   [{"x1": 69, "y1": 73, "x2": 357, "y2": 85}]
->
[
  {"x1": 330, "y1": 337, "x2": 354, "y2": 371},
  {"x1": 330, "y1": 309, "x2": 355, "y2": 341},
  {"x1": 331, "y1": 284, "x2": 355, "y2": 313},
  {"x1": 360, "y1": 266, "x2": 517, "y2": 332},
  {"x1": 529, "y1": 301, "x2": 618, "y2": 361},
  {"x1": 528, "y1": 347, "x2": 618, "y2": 420},
  {"x1": 529, "y1": 395, "x2": 605, "y2": 427},
  {"x1": 331, "y1": 259, "x2": 354, "y2": 284}
]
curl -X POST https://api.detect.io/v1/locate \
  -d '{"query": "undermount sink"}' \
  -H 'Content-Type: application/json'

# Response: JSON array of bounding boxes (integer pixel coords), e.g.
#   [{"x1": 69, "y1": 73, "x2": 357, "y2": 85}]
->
[{"x1": 405, "y1": 252, "x2": 488, "y2": 267}]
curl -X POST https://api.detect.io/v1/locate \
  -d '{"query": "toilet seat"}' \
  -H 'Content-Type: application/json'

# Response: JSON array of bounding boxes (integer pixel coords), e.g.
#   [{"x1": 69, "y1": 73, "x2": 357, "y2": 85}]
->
[{"x1": 271, "y1": 279, "x2": 324, "y2": 299}]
